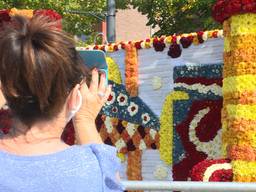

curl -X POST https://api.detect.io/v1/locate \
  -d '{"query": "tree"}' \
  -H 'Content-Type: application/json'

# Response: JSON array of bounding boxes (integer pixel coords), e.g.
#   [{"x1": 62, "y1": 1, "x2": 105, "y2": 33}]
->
[
  {"x1": 130, "y1": 0, "x2": 221, "y2": 36},
  {"x1": 0, "y1": 0, "x2": 221, "y2": 42}
]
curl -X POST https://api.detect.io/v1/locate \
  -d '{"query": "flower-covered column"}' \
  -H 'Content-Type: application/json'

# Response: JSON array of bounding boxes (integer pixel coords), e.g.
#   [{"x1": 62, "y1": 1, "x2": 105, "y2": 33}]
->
[{"x1": 213, "y1": 0, "x2": 256, "y2": 182}]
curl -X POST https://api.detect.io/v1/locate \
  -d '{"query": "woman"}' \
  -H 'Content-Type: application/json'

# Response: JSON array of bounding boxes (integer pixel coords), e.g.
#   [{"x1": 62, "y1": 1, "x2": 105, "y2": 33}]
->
[{"x1": 0, "y1": 15, "x2": 124, "y2": 192}]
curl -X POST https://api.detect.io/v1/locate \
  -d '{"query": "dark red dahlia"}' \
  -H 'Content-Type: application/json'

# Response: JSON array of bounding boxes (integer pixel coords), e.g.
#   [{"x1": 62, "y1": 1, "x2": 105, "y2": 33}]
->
[
  {"x1": 168, "y1": 43, "x2": 182, "y2": 58},
  {"x1": 153, "y1": 38, "x2": 165, "y2": 52},
  {"x1": 180, "y1": 36, "x2": 193, "y2": 48}
]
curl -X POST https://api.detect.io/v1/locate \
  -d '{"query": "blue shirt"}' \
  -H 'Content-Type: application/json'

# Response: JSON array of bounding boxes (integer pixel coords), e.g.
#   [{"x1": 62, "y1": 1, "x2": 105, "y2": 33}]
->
[{"x1": 0, "y1": 144, "x2": 124, "y2": 192}]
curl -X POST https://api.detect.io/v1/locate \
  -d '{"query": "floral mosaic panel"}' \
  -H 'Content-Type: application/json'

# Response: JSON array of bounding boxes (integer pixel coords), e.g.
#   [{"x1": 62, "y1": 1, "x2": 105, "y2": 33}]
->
[
  {"x1": 172, "y1": 64, "x2": 223, "y2": 181},
  {"x1": 100, "y1": 80, "x2": 160, "y2": 130}
]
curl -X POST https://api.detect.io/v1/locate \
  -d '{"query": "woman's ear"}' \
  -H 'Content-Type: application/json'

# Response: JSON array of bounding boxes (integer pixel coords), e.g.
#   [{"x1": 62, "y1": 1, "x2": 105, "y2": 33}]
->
[{"x1": 67, "y1": 84, "x2": 80, "y2": 111}]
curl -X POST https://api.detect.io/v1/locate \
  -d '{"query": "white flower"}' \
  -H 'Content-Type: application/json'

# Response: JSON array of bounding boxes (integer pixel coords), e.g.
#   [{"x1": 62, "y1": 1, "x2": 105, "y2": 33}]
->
[
  {"x1": 117, "y1": 44, "x2": 122, "y2": 50},
  {"x1": 111, "y1": 106, "x2": 118, "y2": 113},
  {"x1": 105, "y1": 45, "x2": 110, "y2": 52},
  {"x1": 141, "y1": 113, "x2": 150, "y2": 124},
  {"x1": 152, "y1": 76, "x2": 162, "y2": 90},
  {"x1": 149, "y1": 129, "x2": 157, "y2": 139},
  {"x1": 106, "y1": 91, "x2": 116, "y2": 105},
  {"x1": 115, "y1": 139, "x2": 126, "y2": 152},
  {"x1": 176, "y1": 35, "x2": 181, "y2": 44},
  {"x1": 140, "y1": 41, "x2": 146, "y2": 49},
  {"x1": 127, "y1": 102, "x2": 139, "y2": 116},
  {"x1": 188, "y1": 107, "x2": 222, "y2": 159},
  {"x1": 153, "y1": 165, "x2": 168, "y2": 180},
  {"x1": 203, "y1": 163, "x2": 232, "y2": 181},
  {"x1": 202, "y1": 31, "x2": 208, "y2": 41},
  {"x1": 105, "y1": 116, "x2": 113, "y2": 134},
  {"x1": 218, "y1": 30, "x2": 223, "y2": 38},
  {"x1": 127, "y1": 123, "x2": 137, "y2": 137},
  {"x1": 117, "y1": 93, "x2": 128, "y2": 106},
  {"x1": 139, "y1": 140, "x2": 147, "y2": 150},
  {"x1": 174, "y1": 82, "x2": 222, "y2": 96}
]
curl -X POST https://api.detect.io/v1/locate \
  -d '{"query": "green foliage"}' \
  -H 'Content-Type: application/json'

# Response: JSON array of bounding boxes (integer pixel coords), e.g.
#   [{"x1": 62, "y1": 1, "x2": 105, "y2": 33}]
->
[{"x1": 130, "y1": 0, "x2": 221, "y2": 36}]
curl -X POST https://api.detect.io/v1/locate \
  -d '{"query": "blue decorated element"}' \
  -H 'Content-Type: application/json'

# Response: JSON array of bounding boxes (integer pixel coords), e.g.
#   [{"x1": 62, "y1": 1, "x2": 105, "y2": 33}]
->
[
  {"x1": 173, "y1": 64, "x2": 223, "y2": 80},
  {"x1": 100, "y1": 80, "x2": 160, "y2": 130}
]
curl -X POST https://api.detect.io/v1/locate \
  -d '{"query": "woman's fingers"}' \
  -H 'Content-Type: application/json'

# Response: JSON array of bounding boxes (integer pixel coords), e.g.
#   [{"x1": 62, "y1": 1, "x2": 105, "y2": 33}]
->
[
  {"x1": 102, "y1": 85, "x2": 112, "y2": 102},
  {"x1": 89, "y1": 68, "x2": 99, "y2": 93},
  {"x1": 98, "y1": 71, "x2": 106, "y2": 93}
]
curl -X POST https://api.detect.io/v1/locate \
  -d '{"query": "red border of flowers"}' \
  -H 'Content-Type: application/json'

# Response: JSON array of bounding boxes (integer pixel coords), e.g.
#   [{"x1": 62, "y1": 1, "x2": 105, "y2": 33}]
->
[{"x1": 212, "y1": 0, "x2": 256, "y2": 23}]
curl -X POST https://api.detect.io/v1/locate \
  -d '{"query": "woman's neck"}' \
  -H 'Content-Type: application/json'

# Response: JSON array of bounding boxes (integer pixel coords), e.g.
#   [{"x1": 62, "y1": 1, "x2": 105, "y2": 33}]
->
[{"x1": 0, "y1": 117, "x2": 70, "y2": 156}]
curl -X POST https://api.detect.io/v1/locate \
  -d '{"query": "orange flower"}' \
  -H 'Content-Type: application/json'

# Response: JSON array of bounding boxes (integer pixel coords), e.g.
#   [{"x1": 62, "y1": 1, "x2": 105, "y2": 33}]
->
[
  {"x1": 9, "y1": 8, "x2": 33, "y2": 18},
  {"x1": 125, "y1": 44, "x2": 139, "y2": 97}
]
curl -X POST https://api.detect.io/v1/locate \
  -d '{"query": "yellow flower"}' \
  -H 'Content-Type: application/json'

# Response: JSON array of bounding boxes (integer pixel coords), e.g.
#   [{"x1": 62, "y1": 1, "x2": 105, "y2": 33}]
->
[
  {"x1": 223, "y1": 75, "x2": 256, "y2": 95},
  {"x1": 231, "y1": 14, "x2": 256, "y2": 36},
  {"x1": 226, "y1": 104, "x2": 256, "y2": 121},
  {"x1": 232, "y1": 160, "x2": 256, "y2": 182},
  {"x1": 117, "y1": 153, "x2": 126, "y2": 162},
  {"x1": 159, "y1": 91, "x2": 189, "y2": 165},
  {"x1": 106, "y1": 57, "x2": 122, "y2": 84}
]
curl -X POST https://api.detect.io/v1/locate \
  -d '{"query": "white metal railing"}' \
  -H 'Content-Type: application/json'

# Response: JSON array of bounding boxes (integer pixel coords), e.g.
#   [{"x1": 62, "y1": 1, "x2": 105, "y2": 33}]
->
[{"x1": 121, "y1": 181, "x2": 256, "y2": 192}]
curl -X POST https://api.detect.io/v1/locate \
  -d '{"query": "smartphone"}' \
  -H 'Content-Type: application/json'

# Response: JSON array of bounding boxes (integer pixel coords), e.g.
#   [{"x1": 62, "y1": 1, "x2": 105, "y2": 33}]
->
[{"x1": 78, "y1": 50, "x2": 108, "y2": 86}]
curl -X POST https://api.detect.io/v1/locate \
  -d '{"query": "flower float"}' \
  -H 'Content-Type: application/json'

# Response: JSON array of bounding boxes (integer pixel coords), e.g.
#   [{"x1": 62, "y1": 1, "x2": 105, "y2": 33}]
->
[{"x1": 213, "y1": 0, "x2": 256, "y2": 182}]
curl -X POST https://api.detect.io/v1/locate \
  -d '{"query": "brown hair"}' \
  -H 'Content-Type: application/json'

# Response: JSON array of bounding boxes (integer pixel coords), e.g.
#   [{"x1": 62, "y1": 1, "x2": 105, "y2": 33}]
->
[{"x1": 0, "y1": 15, "x2": 90, "y2": 126}]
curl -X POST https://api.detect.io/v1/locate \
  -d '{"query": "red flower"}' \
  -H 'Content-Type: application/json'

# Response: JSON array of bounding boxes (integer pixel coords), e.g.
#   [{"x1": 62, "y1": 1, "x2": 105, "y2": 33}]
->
[
  {"x1": 180, "y1": 36, "x2": 193, "y2": 48},
  {"x1": 61, "y1": 121, "x2": 75, "y2": 145},
  {"x1": 134, "y1": 41, "x2": 142, "y2": 49},
  {"x1": 209, "y1": 169, "x2": 233, "y2": 182},
  {"x1": 113, "y1": 45, "x2": 118, "y2": 51},
  {"x1": 191, "y1": 159, "x2": 232, "y2": 182},
  {"x1": 212, "y1": 31, "x2": 219, "y2": 38},
  {"x1": 100, "y1": 46, "x2": 106, "y2": 52},
  {"x1": 121, "y1": 43, "x2": 126, "y2": 49},
  {"x1": 34, "y1": 9, "x2": 62, "y2": 29},
  {"x1": 0, "y1": 10, "x2": 11, "y2": 23},
  {"x1": 153, "y1": 38, "x2": 165, "y2": 52},
  {"x1": 213, "y1": 0, "x2": 256, "y2": 23},
  {"x1": 197, "y1": 31, "x2": 204, "y2": 44},
  {"x1": 171, "y1": 36, "x2": 177, "y2": 44},
  {"x1": 0, "y1": 109, "x2": 12, "y2": 134},
  {"x1": 145, "y1": 38, "x2": 151, "y2": 43},
  {"x1": 167, "y1": 43, "x2": 182, "y2": 58}
]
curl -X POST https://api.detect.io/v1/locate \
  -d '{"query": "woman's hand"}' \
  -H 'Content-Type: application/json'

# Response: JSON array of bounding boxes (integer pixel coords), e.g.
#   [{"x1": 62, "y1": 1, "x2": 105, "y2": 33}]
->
[{"x1": 73, "y1": 68, "x2": 111, "y2": 144}]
